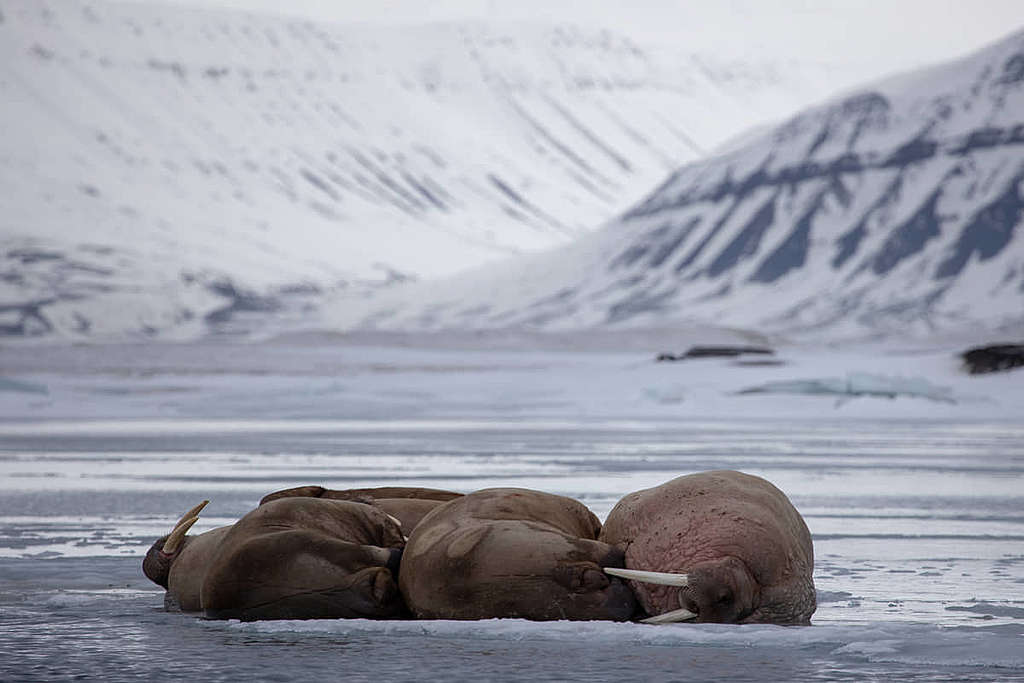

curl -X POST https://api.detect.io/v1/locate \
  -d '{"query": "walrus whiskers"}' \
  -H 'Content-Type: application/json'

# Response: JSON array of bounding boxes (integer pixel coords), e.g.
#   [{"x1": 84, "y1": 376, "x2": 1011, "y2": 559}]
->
[
  {"x1": 640, "y1": 607, "x2": 698, "y2": 624},
  {"x1": 604, "y1": 567, "x2": 690, "y2": 586}
]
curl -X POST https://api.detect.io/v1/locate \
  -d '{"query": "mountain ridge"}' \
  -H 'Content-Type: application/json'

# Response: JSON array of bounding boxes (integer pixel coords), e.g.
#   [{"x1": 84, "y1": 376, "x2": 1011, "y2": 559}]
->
[
  {"x1": 333, "y1": 28, "x2": 1024, "y2": 341},
  {"x1": 0, "y1": 0, "x2": 870, "y2": 338}
]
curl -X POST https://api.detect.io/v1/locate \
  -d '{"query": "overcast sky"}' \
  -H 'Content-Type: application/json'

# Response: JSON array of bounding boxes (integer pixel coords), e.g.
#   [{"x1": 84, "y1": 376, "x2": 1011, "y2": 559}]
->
[{"x1": 135, "y1": 0, "x2": 1024, "y2": 74}]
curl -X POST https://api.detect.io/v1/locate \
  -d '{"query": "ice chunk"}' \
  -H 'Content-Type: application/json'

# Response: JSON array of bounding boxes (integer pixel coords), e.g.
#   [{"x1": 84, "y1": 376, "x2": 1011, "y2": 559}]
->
[
  {"x1": 738, "y1": 372, "x2": 955, "y2": 404},
  {"x1": 945, "y1": 602, "x2": 1024, "y2": 619},
  {"x1": 0, "y1": 377, "x2": 49, "y2": 395}
]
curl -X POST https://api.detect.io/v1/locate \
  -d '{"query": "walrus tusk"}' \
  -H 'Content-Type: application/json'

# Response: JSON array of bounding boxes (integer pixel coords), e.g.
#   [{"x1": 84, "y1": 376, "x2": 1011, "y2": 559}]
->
[
  {"x1": 640, "y1": 607, "x2": 698, "y2": 625},
  {"x1": 162, "y1": 515, "x2": 199, "y2": 555},
  {"x1": 604, "y1": 568, "x2": 696, "y2": 623},
  {"x1": 173, "y1": 500, "x2": 209, "y2": 531},
  {"x1": 604, "y1": 567, "x2": 689, "y2": 586},
  {"x1": 385, "y1": 514, "x2": 402, "y2": 528},
  {"x1": 161, "y1": 501, "x2": 209, "y2": 555}
]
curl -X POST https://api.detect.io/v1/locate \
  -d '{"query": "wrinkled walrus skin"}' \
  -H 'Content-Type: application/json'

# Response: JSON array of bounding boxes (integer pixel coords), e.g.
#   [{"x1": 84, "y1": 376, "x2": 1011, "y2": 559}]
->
[
  {"x1": 600, "y1": 470, "x2": 816, "y2": 625},
  {"x1": 259, "y1": 485, "x2": 464, "y2": 534},
  {"x1": 260, "y1": 485, "x2": 463, "y2": 506},
  {"x1": 163, "y1": 526, "x2": 231, "y2": 612},
  {"x1": 399, "y1": 488, "x2": 638, "y2": 621},
  {"x1": 201, "y1": 498, "x2": 406, "y2": 620},
  {"x1": 144, "y1": 498, "x2": 406, "y2": 621}
]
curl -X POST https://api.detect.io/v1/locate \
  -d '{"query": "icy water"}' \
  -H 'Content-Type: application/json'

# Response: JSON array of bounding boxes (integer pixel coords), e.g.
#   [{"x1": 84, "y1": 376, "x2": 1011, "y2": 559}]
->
[{"x1": 1, "y1": 419, "x2": 1023, "y2": 681}]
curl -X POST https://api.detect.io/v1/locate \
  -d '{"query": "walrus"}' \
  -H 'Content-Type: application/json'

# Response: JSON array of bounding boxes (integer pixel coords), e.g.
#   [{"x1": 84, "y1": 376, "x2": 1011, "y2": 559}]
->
[
  {"x1": 399, "y1": 488, "x2": 638, "y2": 621},
  {"x1": 142, "y1": 497, "x2": 407, "y2": 620},
  {"x1": 599, "y1": 470, "x2": 816, "y2": 625},
  {"x1": 259, "y1": 485, "x2": 464, "y2": 535}
]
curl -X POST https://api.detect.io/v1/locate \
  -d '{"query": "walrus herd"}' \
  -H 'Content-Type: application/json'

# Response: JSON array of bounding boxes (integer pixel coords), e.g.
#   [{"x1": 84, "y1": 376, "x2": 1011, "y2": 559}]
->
[{"x1": 143, "y1": 470, "x2": 816, "y2": 625}]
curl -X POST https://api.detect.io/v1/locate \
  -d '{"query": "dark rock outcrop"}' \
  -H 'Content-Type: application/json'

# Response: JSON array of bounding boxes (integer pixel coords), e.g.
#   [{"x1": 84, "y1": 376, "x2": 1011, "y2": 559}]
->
[
  {"x1": 961, "y1": 344, "x2": 1024, "y2": 374},
  {"x1": 657, "y1": 345, "x2": 775, "y2": 362}
]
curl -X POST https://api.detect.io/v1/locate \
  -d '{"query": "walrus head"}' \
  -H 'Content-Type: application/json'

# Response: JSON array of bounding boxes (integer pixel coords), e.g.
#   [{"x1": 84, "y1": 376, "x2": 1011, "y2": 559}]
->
[
  {"x1": 606, "y1": 555, "x2": 760, "y2": 624},
  {"x1": 599, "y1": 471, "x2": 817, "y2": 626},
  {"x1": 142, "y1": 500, "x2": 208, "y2": 589}
]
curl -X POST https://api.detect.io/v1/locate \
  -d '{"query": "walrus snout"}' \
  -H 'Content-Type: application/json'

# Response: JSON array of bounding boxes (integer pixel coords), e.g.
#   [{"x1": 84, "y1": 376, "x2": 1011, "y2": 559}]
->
[
  {"x1": 601, "y1": 572, "x2": 641, "y2": 621},
  {"x1": 142, "y1": 536, "x2": 172, "y2": 588},
  {"x1": 550, "y1": 562, "x2": 638, "y2": 620},
  {"x1": 679, "y1": 557, "x2": 759, "y2": 624}
]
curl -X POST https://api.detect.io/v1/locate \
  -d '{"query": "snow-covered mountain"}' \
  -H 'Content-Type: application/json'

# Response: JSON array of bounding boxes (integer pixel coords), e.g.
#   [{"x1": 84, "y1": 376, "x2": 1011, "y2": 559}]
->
[
  {"x1": 344, "y1": 28, "x2": 1024, "y2": 340},
  {"x1": 0, "y1": 0, "x2": 858, "y2": 339}
]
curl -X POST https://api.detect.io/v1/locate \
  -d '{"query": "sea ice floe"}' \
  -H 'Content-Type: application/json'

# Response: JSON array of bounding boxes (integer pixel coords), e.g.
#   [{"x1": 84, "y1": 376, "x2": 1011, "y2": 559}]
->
[
  {"x1": 945, "y1": 601, "x2": 1024, "y2": 619},
  {"x1": 228, "y1": 618, "x2": 1024, "y2": 669},
  {"x1": 737, "y1": 372, "x2": 956, "y2": 405}
]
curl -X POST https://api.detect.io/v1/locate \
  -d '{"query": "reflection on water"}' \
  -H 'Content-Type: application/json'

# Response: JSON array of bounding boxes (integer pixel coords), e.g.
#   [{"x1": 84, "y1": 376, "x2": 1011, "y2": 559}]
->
[{"x1": 1, "y1": 420, "x2": 1023, "y2": 681}]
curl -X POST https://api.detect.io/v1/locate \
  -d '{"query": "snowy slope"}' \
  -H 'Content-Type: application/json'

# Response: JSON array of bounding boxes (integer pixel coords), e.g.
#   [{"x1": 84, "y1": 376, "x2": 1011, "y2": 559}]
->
[
  {"x1": 0, "y1": 0, "x2": 858, "y2": 339},
  {"x1": 346, "y1": 29, "x2": 1024, "y2": 340}
]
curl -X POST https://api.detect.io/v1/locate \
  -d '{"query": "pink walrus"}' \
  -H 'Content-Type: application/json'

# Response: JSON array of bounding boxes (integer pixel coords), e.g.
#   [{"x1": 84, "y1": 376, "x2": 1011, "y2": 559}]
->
[{"x1": 600, "y1": 470, "x2": 816, "y2": 625}]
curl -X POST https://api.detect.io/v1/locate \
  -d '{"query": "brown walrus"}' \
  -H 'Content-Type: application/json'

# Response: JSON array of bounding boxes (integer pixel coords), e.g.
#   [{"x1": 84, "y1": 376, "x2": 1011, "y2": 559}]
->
[
  {"x1": 258, "y1": 485, "x2": 464, "y2": 536},
  {"x1": 399, "y1": 488, "x2": 637, "y2": 621},
  {"x1": 142, "y1": 497, "x2": 406, "y2": 620},
  {"x1": 599, "y1": 470, "x2": 816, "y2": 625}
]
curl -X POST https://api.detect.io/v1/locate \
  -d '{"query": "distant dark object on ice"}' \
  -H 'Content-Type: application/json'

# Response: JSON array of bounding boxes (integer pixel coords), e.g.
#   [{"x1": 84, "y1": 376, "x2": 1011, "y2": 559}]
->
[
  {"x1": 733, "y1": 358, "x2": 786, "y2": 367},
  {"x1": 961, "y1": 344, "x2": 1024, "y2": 374},
  {"x1": 657, "y1": 345, "x2": 775, "y2": 362}
]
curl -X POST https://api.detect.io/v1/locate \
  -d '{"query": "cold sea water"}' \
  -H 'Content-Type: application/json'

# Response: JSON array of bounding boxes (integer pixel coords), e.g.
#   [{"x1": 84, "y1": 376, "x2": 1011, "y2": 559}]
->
[{"x1": 1, "y1": 417, "x2": 1022, "y2": 682}]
